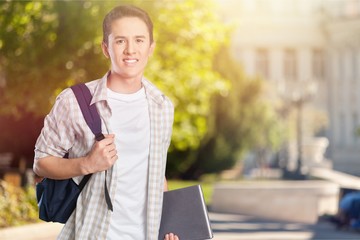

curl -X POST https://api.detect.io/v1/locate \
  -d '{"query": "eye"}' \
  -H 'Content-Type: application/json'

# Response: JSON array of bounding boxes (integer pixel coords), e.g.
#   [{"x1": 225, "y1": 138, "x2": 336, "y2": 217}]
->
[
  {"x1": 136, "y1": 38, "x2": 144, "y2": 43},
  {"x1": 116, "y1": 39, "x2": 125, "y2": 44}
]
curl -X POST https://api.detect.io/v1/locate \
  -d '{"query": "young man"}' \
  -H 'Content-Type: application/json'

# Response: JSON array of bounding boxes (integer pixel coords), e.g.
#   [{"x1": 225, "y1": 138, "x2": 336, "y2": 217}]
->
[{"x1": 33, "y1": 5, "x2": 179, "y2": 240}]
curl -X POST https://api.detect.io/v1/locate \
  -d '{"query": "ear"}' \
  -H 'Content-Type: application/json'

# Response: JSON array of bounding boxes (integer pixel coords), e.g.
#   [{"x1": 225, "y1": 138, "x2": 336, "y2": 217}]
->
[
  {"x1": 149, "y1": 41, "x2": 156, "y2": 56},
  {"x1": 101, "y1": 42, "x2": 110, "y2": 58}
]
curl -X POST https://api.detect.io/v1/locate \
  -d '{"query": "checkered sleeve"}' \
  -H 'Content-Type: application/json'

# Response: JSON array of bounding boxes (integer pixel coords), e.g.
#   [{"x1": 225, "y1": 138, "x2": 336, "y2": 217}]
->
[
  {"x1": 34, "y1": 89, "x2": 76, "y2": 159},
  {"x1": 164, "y1": 97, "x2": 174, "y2": 151}
]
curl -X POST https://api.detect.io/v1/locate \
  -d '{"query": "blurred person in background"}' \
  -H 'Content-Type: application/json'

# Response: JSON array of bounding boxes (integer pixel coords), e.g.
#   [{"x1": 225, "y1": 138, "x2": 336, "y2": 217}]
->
[{"x1": 330, "y1": 191, "x2": 360, "y2": 230}]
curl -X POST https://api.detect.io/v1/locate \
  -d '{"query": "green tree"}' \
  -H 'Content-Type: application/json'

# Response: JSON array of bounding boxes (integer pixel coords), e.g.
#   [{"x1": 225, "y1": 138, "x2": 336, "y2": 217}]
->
[
  {"x1": 145, "y1": 0, "x2": 230, "y2": 151},
  {"x1": 0, "y1": 1, "x2": 111, "y2": 165},
  {"x1": 177, "y1": 47, "x2": 285, "y2": 179},
  {"x1": 0, "y1": 1, "x2": 110, "y2": 116}
]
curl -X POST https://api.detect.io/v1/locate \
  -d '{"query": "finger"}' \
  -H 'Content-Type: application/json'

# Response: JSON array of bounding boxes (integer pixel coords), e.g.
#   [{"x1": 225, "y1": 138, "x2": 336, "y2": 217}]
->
[
  {"x1": 108, "y1": 148, "x2": 117, "y2": 154},
  {"x1": 169, "y1": 233, "x2": 178, "y2": 240},
  {"x1": 104, "y1": 134, "x2": 115, "y2": 138},
  {"x1": 104, "y1": 144, "x2": 116, "y2": 153},
  {"x1": 98, "y1": 137, "x2": 115, "y2": 146},
  {"x1": 164, "y1": 234, "x2": 169, "y2": 240},
  {"x1": 97, "y1": 134, "x2": 115, "y2": 144},
  {"x1": 109, "y1": 149, "x2": 118, "y2": 159}
]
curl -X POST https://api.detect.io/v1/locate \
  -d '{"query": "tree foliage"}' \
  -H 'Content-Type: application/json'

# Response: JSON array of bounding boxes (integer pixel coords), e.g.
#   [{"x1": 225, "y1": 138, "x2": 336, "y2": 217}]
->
[
  {"x1": 0, "y1": 1, "x2": 112, "y2": 164},
  {"x1": 175, "y1": 47, "x2": 286, "y2": 179},
  {"x1": 0, "y1": 1, "x2": 110, "y2": 116},
  {"x1": 145, "y1": 0, "x2": 230, "y2": 151},
  {"x1": 0, "y1": 180, "x2": 38, "y2": 227}
]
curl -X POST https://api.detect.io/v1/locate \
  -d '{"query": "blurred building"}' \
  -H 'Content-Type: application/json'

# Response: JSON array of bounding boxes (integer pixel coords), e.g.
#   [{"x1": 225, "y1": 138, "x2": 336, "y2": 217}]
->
[
  {"x1": 324, "y1": 0, "x2": 360, "y2": 174},
  {"x1": 217, "y1": 0, "x2": 360, "y2": 175}
]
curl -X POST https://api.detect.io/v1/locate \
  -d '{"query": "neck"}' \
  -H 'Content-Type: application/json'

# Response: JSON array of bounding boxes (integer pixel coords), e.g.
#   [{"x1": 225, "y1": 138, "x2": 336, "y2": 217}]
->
[{"x1": 107, "y1": 72, "x2": 142, "y2": 94}]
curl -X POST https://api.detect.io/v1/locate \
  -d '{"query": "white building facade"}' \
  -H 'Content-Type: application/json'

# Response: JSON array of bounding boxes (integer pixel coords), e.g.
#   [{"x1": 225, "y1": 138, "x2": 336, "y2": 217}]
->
[
  {"x1": 217, "y1": 0, "x2": 360, "y2": 175},
  {"x1": 325, "y1": 0, "x2": 360, "y2": 174}
]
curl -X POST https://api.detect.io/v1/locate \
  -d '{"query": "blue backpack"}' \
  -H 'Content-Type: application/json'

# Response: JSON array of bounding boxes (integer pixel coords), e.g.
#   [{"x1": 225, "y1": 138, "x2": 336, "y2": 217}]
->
[{"x1": 36, "y1": 83, "x2": 112, "y2": 223}]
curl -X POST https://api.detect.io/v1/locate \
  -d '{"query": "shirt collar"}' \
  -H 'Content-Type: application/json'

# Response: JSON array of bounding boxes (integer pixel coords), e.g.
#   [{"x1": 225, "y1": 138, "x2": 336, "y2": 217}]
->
[
  {"x1": 90, "y1": 71, "x2": 166, "y2": 106},
  {"x1": 141, "y1": 77, "x2": 166, "y2": 106},
  {"x1": 90, "y1": 72, "x2": 109, "y2": 105}
]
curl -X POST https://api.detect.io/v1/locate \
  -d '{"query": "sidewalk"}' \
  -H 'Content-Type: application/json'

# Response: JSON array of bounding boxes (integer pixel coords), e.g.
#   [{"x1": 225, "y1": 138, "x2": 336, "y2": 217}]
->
[
  {"x1": 1, "y1": 212, "x2": 359, "y2": 240},
  {"x1": 210, "y1": 212, "x2": 360, "y2": 240},
  {"x1": 0, "y1": 221, "x2": 62, "y2": 240}
]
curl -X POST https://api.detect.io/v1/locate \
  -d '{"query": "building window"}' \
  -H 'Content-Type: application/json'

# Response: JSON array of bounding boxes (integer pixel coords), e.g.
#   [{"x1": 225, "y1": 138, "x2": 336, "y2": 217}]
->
[
  {"x1": 284, "y1": 49, "x2": 297, "y2": 81},
  {"x1": 312, "y1": 49, "x2": 324, "y2": 80},
  {"x1": 256, "y1": 48, "x2": 269, "y2": 79}
]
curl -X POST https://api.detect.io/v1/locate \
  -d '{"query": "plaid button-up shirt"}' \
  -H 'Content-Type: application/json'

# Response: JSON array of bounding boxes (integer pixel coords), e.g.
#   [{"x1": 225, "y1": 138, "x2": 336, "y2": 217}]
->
[{"x1": 35, "y1": 72, "x2": 174, "y2": 240}]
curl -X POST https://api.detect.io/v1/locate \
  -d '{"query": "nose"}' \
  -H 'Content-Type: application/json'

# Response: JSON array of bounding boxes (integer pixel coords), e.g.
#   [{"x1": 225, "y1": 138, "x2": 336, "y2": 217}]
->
[{"x1": 124, "y1": 41, "x2": 135, "y2": 55}]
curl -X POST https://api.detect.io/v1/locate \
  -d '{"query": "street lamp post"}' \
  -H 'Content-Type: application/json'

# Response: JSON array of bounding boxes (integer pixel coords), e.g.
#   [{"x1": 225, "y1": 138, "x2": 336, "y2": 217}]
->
[
  {"x1": 278, "y1": 80, "x2": 318, "y2": 180},
  {"x1": 293, "y1": 96, "x2": 306, "y2": 179}
]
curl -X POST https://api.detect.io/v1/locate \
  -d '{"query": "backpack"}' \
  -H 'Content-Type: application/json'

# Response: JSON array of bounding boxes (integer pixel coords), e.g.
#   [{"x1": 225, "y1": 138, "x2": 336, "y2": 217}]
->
[{"x1": 36, "y1": 83, "x2": 112, "y2": 223}]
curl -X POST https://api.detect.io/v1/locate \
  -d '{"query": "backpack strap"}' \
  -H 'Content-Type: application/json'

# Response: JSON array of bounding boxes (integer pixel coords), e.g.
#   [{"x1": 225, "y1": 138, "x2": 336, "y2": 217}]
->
[
  {"x1": 70, "y1": 83, "x2": 113, "y2": 211},
  {"x1": 71, "y1": 84, "x2": 105, "y2": 141}
]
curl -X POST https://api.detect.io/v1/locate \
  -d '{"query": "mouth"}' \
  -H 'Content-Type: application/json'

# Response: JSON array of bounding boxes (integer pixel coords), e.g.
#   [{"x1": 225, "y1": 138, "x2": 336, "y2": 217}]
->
[{"x1": 123, "y1": 58, "x2": 138, "y2": 63}]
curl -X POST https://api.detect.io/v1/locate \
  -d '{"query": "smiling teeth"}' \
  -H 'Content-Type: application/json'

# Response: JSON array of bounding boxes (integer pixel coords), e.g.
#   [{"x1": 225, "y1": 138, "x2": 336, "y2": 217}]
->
[{"x1": 124, "y1": 59, "x2": 137, "y2": 63}]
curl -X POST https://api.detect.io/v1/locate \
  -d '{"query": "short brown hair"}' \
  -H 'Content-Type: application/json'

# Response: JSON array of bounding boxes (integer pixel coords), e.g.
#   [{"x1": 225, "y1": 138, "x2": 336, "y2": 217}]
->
[{"x1": 102, "y1": 5, "x2": 154, "y2": 45}]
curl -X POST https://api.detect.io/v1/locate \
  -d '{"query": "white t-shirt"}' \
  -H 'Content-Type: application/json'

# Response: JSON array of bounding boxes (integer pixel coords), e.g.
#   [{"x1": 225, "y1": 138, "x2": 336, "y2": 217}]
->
[{"x1": 106, "y1": 87, "x2": 150, "y2": 240}]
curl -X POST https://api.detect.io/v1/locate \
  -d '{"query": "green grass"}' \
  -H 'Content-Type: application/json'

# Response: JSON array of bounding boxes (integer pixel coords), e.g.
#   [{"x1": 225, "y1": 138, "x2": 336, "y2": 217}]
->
[{"x1": 167, "y1": 180, "x2": 214, "y2": 205}]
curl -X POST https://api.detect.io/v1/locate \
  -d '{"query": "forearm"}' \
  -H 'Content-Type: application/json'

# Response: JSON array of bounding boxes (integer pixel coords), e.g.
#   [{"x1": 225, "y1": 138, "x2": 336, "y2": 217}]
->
[
  {"x1": 33, "y1": 156, "x2": 89, "y2": 179},
  {"x1": 34, "y1": 134, "x2": 117, "y2": 179}
]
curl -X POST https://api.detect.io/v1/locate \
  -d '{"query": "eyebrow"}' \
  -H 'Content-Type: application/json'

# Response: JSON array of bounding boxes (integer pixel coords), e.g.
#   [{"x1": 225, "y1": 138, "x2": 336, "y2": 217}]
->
[{"x1": 114, "y1": 35, "x2": 147, "y2": 39}]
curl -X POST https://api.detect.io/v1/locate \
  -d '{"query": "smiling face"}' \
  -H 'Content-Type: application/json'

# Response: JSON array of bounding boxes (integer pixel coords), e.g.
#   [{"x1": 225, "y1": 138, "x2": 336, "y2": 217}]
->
[{"x1": 102, "y1": 17, "x2": 155, "y2": 83}]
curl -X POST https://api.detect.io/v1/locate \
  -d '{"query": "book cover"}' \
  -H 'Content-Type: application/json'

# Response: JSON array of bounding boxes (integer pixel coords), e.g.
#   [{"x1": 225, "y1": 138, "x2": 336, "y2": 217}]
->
[{"x1": 158, "y1": 185, "x2": 213, "y2": 240}]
